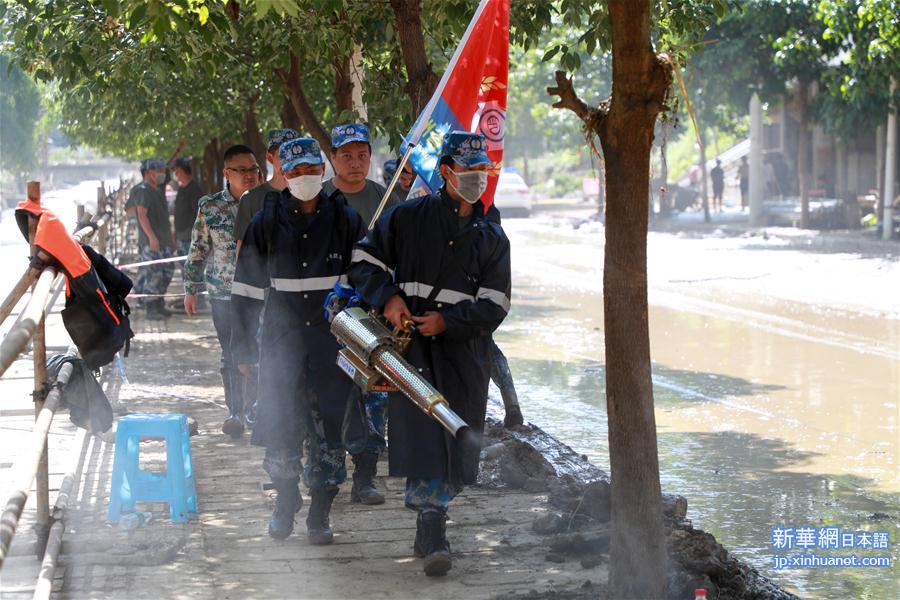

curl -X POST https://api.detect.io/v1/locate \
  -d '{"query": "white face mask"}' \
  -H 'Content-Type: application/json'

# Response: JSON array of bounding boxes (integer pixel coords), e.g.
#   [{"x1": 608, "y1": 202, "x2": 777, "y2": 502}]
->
[
  {"x1": 450, "y1": 170, "x2": 488, "y2": 204},
  {"x1": 154, "y1": 171, "x2": 166, "y2": 186},
  {"x1": 286, "y1": 174, "x2": 322, "y2": 201}
]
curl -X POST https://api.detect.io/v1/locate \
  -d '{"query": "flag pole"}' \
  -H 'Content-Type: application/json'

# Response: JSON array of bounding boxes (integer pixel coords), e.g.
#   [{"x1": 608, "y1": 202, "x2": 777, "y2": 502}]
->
[{"x1": 368, "y1": 0, "x2": 492, "y2": 230}]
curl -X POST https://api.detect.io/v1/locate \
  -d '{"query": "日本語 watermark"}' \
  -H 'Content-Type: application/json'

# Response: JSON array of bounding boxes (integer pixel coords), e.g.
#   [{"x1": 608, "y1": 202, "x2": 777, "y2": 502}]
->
[{"x1": 771, "y1": 526, "x2": 892, "y2": 570}]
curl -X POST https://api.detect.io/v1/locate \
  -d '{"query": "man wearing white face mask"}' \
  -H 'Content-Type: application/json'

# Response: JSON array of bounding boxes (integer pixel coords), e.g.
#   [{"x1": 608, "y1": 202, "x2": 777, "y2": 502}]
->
[
  {"x1": 231, "y1": 137, "x2": 366, "y2": 545},
  {"x1": 348, "y1": 131, "x2": 511, "y2": 576},
  {"x1": 131, "y1": 157, "x2": 175, "y2": 319}
]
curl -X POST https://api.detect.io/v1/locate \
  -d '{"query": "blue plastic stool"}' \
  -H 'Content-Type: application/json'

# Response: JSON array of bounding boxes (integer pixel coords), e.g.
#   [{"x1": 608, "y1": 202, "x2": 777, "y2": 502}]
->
[{"x1": 107, "y1": 413, "x2": 197, "y2": 524}]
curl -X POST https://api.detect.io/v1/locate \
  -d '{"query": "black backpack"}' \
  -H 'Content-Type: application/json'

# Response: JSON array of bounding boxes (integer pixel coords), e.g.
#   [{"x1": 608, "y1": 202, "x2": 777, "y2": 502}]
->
[
  {"x1": 62, "y1": 245, "x2": 134, "y2": 369},
  {"x1": 15, "y1": 200, "x2": 134, "y2": 370}
]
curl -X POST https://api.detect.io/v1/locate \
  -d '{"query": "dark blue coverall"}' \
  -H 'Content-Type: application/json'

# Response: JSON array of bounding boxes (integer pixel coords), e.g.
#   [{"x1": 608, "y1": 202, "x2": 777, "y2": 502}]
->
[
  {"x1": 348, "y1": 188, "x2": 512, "y2": 512},
  {"x1": 231, "y1": 189, "x2": 365, "y2": 491}
]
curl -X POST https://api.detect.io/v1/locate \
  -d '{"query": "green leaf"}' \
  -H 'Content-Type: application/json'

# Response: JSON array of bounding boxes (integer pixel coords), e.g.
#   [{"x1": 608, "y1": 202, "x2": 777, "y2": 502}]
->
[
  {"x1": 542, "y1": 46, "x2": 560, "y2": 62},
  {"x1": 130, "y1": 3, "x2": 148, "y2": 27},
  {"x1": 101, "y1": 0, "x2": 119, "y2": 18},
  {"x1": 256, "y1": 2, "x2": 272, "y2": 19},
  {"x1": 198, "y1": 6, "x2": 209, "y2": 26}
]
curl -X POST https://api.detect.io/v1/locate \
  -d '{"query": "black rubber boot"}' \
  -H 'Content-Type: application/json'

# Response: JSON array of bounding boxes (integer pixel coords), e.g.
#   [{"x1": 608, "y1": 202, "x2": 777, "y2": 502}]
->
[
  {"x1": 491, "y1": 343, "x2": 523, "y2": 427},
  {"x1": 156, "y1": 300, "x2": 174, "y2": 317},
  {"x1": 350, "y1": 451, "x2": 385, "y2": 505},
  {"x1": 241, "y1": 372, "x2": 257, "y2": 429},
  {"x1": 221, "y1": 369, "x2": 245, "y2": 438},
  {"x1": 413, "y1": 511, "x2": 427, "y2": 558},
  {"x1": 268, "y1": 477, "x2": 302, "y2": 540},
  {"x1": 306, "y1": 486, "x2": 339, "y2": 545},
  {"x1": 503, "y1": 403, "x2": 524, "y2": 428},
  {"x1": 416, "y1": 510, "x2": 452, "y2": 576},
  {"x1": 145, "y1": 298, "x2": 170, "y2": 320}
]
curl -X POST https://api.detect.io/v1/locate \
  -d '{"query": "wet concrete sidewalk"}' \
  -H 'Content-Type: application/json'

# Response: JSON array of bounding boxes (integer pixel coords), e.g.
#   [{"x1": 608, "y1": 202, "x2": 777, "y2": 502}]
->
[{"x1": 16, "y1": 312, "x2": 606, "y2": 599}]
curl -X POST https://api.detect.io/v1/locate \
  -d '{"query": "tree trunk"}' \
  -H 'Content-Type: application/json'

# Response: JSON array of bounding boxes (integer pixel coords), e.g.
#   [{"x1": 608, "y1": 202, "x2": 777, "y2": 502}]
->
[
  {"x1": 334, "y1": 53, "x2": 354, "y2": 117},
  {"x1": 389, "y1": 0, "x2": 439, "y2": 115},
  {"x1": 190, "y1": 156, "x2": 202, "y2": 190},
  {"x1": 547, "y1": 5, "x2": 669, "y2": 587},
  {"x1": 244, "y1": 96, "x2": 267, "y2": 180},
  {"x1": 201, "y1": 138, "x2": 218, "y2": 195},
  {"x1": 522, "y1": 148, "x2": 530, "y2": 184},
  {"x1": 281, "y1": 94, "x2": 303, "y2": 132},
  {"x1": 215, "y1": 141, "x2": 225, "y2": 192},
  {"x1": 659, "y1": 127, "x2": 669, "y2": 216},
  {"x1": 600, "y1": 1, "x2": 668, "y2": 596},
  {"x1": 797, "y1": 81, "x2": 810, "y2": 228},
  {"x1": 699, "y1": 128, "x2": 710, "y2": 222},
  {"x1": 274, "y1": 51, "x2": 332, "y2": 154}
]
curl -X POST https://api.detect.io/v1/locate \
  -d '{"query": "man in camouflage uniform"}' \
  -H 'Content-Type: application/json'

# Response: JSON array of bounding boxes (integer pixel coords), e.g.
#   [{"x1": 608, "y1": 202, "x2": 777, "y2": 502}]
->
[
  {"x1": 132, "y1": 157, "x2": 175, "y2": 319},
  {"x1": 184, "y1": 144, "x2": 261, "y2": 437}
]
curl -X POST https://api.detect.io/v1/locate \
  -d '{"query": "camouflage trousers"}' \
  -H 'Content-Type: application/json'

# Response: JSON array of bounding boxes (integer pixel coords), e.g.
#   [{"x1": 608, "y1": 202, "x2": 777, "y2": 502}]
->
[
  {"x1": 363, "y1": 392, "x2": 387, "y2": 452},
  {"x1": 262, "y1": 442, "x2": 346, "y2": 494},
  {"x1": 263, "y1": 391, "x2": 347, "y2": 492},
  {"x1": 135, "y1": 246, "x2": 174, "y2": 305},
  {"x1": 404, "y1": 478, "x2": 461, "y2": 514}
]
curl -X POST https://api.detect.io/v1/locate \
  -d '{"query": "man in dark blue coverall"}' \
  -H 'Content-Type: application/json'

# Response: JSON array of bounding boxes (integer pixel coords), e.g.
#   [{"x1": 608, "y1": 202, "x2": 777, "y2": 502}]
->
[
  {"x1": 349, "y1": 131, "x2": 512, "y2": 576},
  {"x1": 231, "y1": 137, "x2": 365, "y2": 544}
]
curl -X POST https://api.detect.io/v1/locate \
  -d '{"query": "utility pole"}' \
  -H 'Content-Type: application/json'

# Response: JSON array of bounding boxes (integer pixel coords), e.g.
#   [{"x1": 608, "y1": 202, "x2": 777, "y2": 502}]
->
[
  {"x1": 749, "y1": 92, "x2": 765, "y2": 226},
  {"x1": 883, "y1": 77, "x2": 896, "y2": 241}
]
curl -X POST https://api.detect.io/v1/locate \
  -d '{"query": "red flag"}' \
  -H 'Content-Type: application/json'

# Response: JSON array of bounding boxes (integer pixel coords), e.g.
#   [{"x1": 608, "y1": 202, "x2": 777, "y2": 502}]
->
[{"x1": 403, "y1": 0, "x2": 510, "y2": 206}]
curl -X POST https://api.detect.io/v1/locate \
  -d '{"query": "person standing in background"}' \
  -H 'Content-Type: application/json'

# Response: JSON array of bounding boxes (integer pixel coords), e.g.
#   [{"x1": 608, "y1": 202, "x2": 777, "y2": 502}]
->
[
  {"x1": 184, "y1": 145, "x2": 261, "y2": 438},
  {"x1": 132, "y1": 157, "x2": 175, "y2": 319},
  {"x1": 738, "y1": 156, "x2": 749, "y2": 211},
  {"x1": 172, "y1": 159, "x2": 204, "y2": 301},
  {"x1": 710, "y1": 159, "x2": 724, "y2": 213}
]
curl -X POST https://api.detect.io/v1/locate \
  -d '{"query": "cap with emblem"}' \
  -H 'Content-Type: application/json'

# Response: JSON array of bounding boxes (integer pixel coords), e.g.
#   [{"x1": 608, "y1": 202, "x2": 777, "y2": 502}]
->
[
  {"x1": 279, "y1": 137, "x2": 324, "y2": 172},
  {"x1": 266, "y1": 128, "x2": 299, "y2": 151},
  {"x1": 440, "y1": 131, "x2": 491, "y2": 168},
  {"x1": 331, "y1": 123, "x2": 371, "y2": 149},
  {"x1": 141, "y1": 157, "x2": 166, "y2": 171},
  {"x1": 382, "y1": 159, "x2": 398, "y2": 186}
]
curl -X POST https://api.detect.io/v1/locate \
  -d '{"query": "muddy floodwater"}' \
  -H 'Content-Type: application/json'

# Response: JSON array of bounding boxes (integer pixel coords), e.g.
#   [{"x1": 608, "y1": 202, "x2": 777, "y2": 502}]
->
[{"x1": 494, "y1": 218, "x2": 899, "y2": 599}]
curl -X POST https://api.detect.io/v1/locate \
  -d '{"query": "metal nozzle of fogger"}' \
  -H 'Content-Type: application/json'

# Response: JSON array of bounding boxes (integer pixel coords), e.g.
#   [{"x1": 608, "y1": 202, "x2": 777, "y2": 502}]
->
[{"x1": 329, "y1": 305, "x2": 470, "y2": 439}]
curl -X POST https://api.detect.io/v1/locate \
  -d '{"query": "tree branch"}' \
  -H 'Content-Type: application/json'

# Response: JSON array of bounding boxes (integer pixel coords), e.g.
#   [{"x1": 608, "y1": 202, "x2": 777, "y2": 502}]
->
[
  {"x1": 274, "y1": 51, "x2": 332, "y2": 155},
  {"x1": 547, "y1": 70, "x2": 607, "y2": 141},
  {"x1": 547, "y1": 70, "x2": 592, "y2": 122},
  {"x1": 389, "y1": 0, "x2": 439, "y2": 115}
]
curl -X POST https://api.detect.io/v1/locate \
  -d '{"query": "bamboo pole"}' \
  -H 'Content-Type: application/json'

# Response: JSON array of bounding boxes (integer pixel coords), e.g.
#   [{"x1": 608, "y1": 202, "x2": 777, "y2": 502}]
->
[
  {"x1": 32, "y1": 313, "x2": 50, "y2": 559},
  {"x1": 0, "y1": 361, "x2": 71, "y2": 567},
  {"x1": 32, "y1": 427, "x2": 89, "y2": 600}
]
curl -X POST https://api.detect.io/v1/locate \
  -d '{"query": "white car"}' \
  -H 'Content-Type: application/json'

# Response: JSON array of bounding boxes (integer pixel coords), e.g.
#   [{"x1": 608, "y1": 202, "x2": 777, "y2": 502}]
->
[{"x1": 493, "y1": 170, "x2": 533, "y2": 217}]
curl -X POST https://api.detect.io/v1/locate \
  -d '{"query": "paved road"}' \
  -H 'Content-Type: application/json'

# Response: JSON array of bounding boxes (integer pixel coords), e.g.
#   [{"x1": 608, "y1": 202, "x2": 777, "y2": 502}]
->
[{"x1": 2, "y1": 312, "x2": 606, "y2": 599}]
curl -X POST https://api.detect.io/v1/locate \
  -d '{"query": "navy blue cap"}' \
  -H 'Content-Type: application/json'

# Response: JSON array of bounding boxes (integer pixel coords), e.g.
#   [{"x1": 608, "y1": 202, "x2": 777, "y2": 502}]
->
[
  {"x1": 279, "y1": 138, "x2": 324, "y2": 172},
  {"x1": 141, "y1": 158, "x2": 166, "y2": 171},
  {"x1": 440, "y1": 131, "x2": 491, "y2": 168},
  {"x1": 382, "y1": 159, "x2": 398, "y2": 186},
  {"x1": 266, "y1": 128, "x2": 299, "y2": 150}
]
